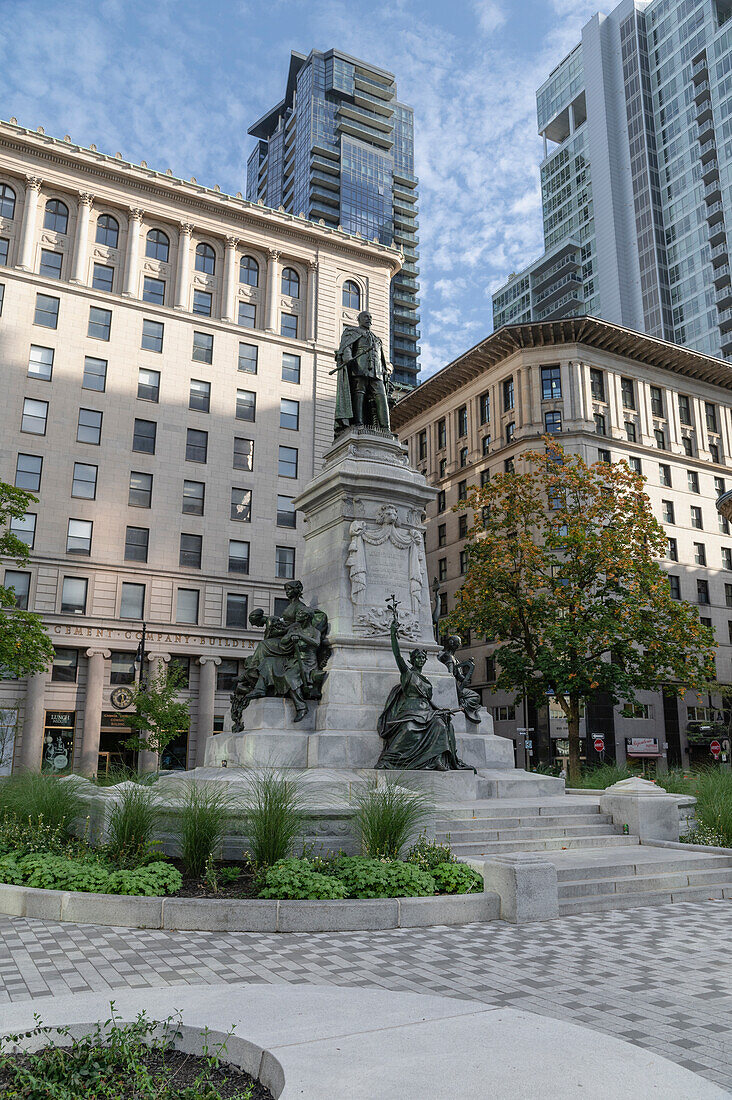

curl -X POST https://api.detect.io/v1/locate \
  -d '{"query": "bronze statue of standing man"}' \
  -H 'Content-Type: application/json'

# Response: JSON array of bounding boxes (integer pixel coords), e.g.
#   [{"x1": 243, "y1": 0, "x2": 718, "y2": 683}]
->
[{"x1": 333, "y1": 311, "x2": 393, "y2": 434}]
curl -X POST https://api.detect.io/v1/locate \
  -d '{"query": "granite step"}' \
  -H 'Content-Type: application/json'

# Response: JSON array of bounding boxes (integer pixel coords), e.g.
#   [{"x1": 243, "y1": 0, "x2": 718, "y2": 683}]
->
[
  {"x1": 554, "y1": 853, "x2": 732, "y2": 882},
  {"x1": 438, "y1": 823, "x2": 621, "y2": 844},
  {"x1": 437, "y1": 813, "x2": 614, "y2": 832},
  {"x1": 436, "y1": 800, "x2": 601, "y2": 821},
  {"x1": 559, "y1": 883, "x2": 732, "y2": 914},
  {"x1": 450, "y1": 834, "x2": 641, "y2": 856},
  {"x1": 558, "y1": 866, "x2": 732, "y2": 899}
]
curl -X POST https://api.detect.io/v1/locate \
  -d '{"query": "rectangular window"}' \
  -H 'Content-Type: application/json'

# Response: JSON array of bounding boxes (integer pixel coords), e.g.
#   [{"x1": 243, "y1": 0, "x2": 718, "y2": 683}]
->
[
  {"x1": 459, "y1": 549, "x2": 468, "y2": 574},
  {"x1": 129, "y1": 471, "x2": 152, "y2": 508},
  {"x1": 544, "y1": 410, "x2": 562, "y2": 434},
  {"x1": 726, "y1": 583, "x2": 732, "y2": 608},
  {"x1": 625, "y1": 421, "x2": 636, "y2": 443},
  {"x1": 457, "y1": 480, "x2": 468, "y2": 502},
  {"x1": 217, "y1": 660, "x2": 239, "y2": 692},
  {"x1": 721, "y1": 514, "x2": 730, "y2": 535},
  {"x1": 0, "y1": 239, "x2": 7, "y2": 265},
  {"x1": 192, "y1": 289, "x2": 212, "y2": 316},
  {"x1": 238, "y1": 343, "x2": 258, "y2": 374},
  {"x1": 132, "y1": 418, "x2": 156, "y2": 453},
  {"x1": 723, "y1": 547, "x2": 732, "y2": 571},
  {"x1": 506, "y1": 422, "x2": 515, "y2": 443},
  {"x1": 668, "y1": 575, "x2": 681, "y2": 600},
  {"x1": 706, "y1": 402, "x2": 718, "y2": 434},
  {"x1": 228, "y1": 540, "x2": 250, "y2": 574},
  {"x1": 493, "y1": 705, "x2": 515, "y2": 722},
  {"x1": 280, "y1": 398, "x2": 300, "y2": 431},
  {"x1": 482, "y1": 434, "x2": 491, "y2": 456},
  {"x1": 621, "y1": 702, "x2": 652, "y2": 720},
  {"x1": 120, "y1": 582, "x2": 145, "y2": 620},
  {"x1": 683, "y1": 437, "x2": 694, "y2": 457},
  {"x1": 437, "y1": 419, "x2": 447, "y2": 448},
  {"x1": 141, "y1": 319, "x2": 164, "y2": 352},
  {"x1": 628, "y1": 456, "x2": 641, "y2": 474},
  {"x1": 541, "y1": 365, "x2": 561, "y2": 400},
  {"x1": 667, "y1": 537, "x2": 678, "y2": 561},
  {"x1": 185, "y1": 428, "x2": 208, "y2": 463},
  {"x1": 694, "y1": 542, "x2": 707, "y2": 566},
  {"x1": 238, "y1": 301, "x2": 256, "y2": 328},
  {"x1": 485, "y1": 655, "x2": 496, "y2": 682},
  {"x1": 77, "y1": 407, "x2": 102, "y2": 444},
  {"x1": 438, "y1": 558, "x2": 447, "y2": 582},
  {"x1": 28, "y1": 344, "x2": 54, "y2": 380},
  {"x1": 278, "y1": 445, "x2": 298, "y2": 478},
  {"x1": 590, "y1": 368, "x2": 605, "y2": 401},
  {"x1": 52, "y1": 648, "x2": 78, "y2": 683},
  {"x1": 10, "y1": 513, "x2": 36, "y2": 548},
  {"x1": 662, "y1": 500, "x2": 675, "y2": 524},
  {"x1": 110, "y1": 651, "x2": 136, "y2": 686},
  {"x1": 503, "y1": 378, "x2": 514, "y2": 411},
  {"x1": 282, "y1": 352, "x2": 300, "y2": 383},
  {"x1": 715, "y1": 477, "x2": 726, "y2": 495},
  {"x1": 418, "y1": 430, "x2": 427, "y2": 461},
  {"x1": 34, "y1": 293, "x2": 59, "y2": 328},
  {"x1": 688, "y1": 470, "x2": 700, "y2": 493},
  {"x1": 659, "y1": 464, "x2": 671, "y2": 488},
  {"x1": 0, "y1": 283, "x2": 3, "y2": 315},
  {"x1": 277, "y1": 495, "x2": 296, "y2": 528},
  {"x1": 189, "y1": 378, "x2": 211, "y2": 413},
  {"x1": 458, "y1": 514, "x2": 468, "y2": 538},
  {"x1": 170, "y1": 656, "x2": 190, "y2": 689},
  {"x1": 480, "y1": 468, "x2": 490, "y2": 487},
  {"x1": 236, "y1": 389, "x2": 256, "y2": 422},
  {"x1": 275, "y1": 545, "x2": 295, "y2": 579},
  {"x1": 15, "y1": 453, "x2": 42, "y2": 491},
  {"x1": 82, "y1": 356, "x2": 107, "y2": 392},
  {"x1": 280, "y1": 312, "x2": 298, "y2": 339},
  {"x1": 182, "y1": 480, "x2": 205, "y2": 515},
  {"x1": 91, "y1": 263, "x2": 114, "y2": 293},
  {"x1": 39, "y1": 249, "x2": 63, "y2": 279},
  {"x1": 142, "y1": 276, "x2": 165, "y2": 305},
  {"x1": 231, "y1": 487, "x2": 252, "y2": 522},
  {"x1": 192, "y1": 331, "x2": 213, "y2": 363},
  {"x1": 439, "y1": 458, "x2": 447, "y2": 477},
  {"x1": 137, "y1": 367, "x2": 160, "y2": 402},
  {"x1": 233, "y1": 437, "x2": 254, "y2": 471},
  {"x1": 124, "y1": 526, "x2": 148, "y2": 562},
  {"x1": 621, "y1": 377, "x2": 635, "y2": 409},
  {"x1": 710, "y1": 442, "x2": 720, "y2": 464},
  {"x1": 67, "y1": 519, "x2": 92, "y2": 555},
  {"x1": 598, "y1": 449, "x2": 611, "y2": 464},
  {"x1": 71, "y1": 462, "x2": 97, "y2": 499},
  {"x1": 691, "y1": 506, "x2": 703, "y2": 530},
  {"x1": 4, "y1": 570, "x2": 30, "y2": 610},
  {"x1": 60, "y1": 576, "x2": 87, "y2": 615},
  {"x1": 697, "y1": 579, "x2": 710, "y2": 605},
  {"x1": 459, "y1": 446, "x2": 468, "y2": 467},
  {"x1": 88, "y1": 306, "x2": 111, "y2": 340},
  {"x1": 456, "y1": 405, "x2": 468, "y2": 436},
  {"x1": 678, "y1": 395, "x2": 692, "y2": 425},
  {"x1": 479, "y1": 392, "x2": 490, "y2": 423},
  {"x1": 654, "y1": 429, "x2": 667, "y2": 450},
  {"x1": 226, "y1": 593, "x2": 248, "y2": 628},
  {"x1": 20, "y1": 397, "x2": 48, "y2": 437},
  {"x1": 437, "y1": 524, "x2": 446, "y2": 547},
  {"x1": 180, "y1": 533, "x2": 202, "y2": 569},
  {"x1": 594, "y1": 413, "x2": 606, "y2": 436},
  {"x1": 176, "y1": 588, "x2": 199, "y2": 624},
  {"x1": 650, "y1": 386, "x2": 664, "y2": 418},
  {"x1": 437, "y1": 489, "x2": 446, "y2": 512}
]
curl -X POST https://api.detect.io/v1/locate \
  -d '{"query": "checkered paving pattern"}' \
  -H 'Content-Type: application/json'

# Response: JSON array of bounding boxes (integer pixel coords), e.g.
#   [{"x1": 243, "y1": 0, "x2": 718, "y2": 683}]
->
[{"x1": 1, "y1": 901, "x2": 731, "y2": 1091}]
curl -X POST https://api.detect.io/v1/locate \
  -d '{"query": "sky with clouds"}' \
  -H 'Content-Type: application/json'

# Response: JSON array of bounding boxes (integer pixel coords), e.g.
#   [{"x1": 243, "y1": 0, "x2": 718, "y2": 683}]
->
[{"x1": 0, "y1": 0, "x2": 600, "y2": 376}]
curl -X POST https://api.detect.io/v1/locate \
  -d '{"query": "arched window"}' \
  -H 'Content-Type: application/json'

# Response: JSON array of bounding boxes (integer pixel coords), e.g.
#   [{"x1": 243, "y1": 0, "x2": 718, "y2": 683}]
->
[
  {"x1": 44, "y1": 199, "x2": 69, "y2": 234},
  {"x1": 342, "y1": 280, "x2": 361, "y2": 310},
  {"x1": 195, "y1": 242, "x2": 216, "y2": 275},
  {"x1": 146, "y1": 228, "x2": 169, "y2": 263},
  {"x1": 239, "y1": 254, "x2": 259, "y2": 286},
  {"x1": 95, "y1": 214, "x2": 119, "y2": 248},
  {"x1": 0, "y1": 183, "x2": 16, "y2": 220},
  {"x1": 281, "y1": 267, "x2": 300, "y2": 298}
]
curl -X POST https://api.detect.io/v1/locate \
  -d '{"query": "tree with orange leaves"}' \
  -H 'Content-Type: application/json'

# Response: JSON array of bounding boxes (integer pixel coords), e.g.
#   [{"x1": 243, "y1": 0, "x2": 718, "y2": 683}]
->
[{"x1": 445, "y1": 440, "x2": 716, "y2": 784}]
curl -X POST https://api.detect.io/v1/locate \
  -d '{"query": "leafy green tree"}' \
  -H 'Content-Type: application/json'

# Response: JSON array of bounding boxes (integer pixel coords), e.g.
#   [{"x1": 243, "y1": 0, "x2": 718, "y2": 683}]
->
[
  {"x1": 0, "y1": 482, "x2": 54, "y2": 677},
  {"x1": 446, "y1": 440, "x2": 716, "y2": 784},
  {"x1": 123, "y1": 664, "x2": 190, "y2": 768}
]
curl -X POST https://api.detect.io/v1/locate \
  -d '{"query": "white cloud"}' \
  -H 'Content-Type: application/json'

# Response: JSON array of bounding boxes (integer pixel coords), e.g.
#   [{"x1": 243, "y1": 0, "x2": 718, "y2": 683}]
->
[{"x1": 473, "y1": 1, "x2": 507, "y2": 36}]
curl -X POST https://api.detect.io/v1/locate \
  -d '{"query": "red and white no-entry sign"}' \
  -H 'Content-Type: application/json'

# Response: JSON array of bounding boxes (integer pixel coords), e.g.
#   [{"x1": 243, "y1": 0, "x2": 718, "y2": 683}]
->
[
  {"x1": 710, "y1": 740, "x2": 722, "y2": 757},
  {"x1": 593, "y1": 738, "x2": 605, "y2": 753}
]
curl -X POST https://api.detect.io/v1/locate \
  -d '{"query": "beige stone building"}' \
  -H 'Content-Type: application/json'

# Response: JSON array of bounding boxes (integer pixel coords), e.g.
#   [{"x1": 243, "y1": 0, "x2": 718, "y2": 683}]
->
[
  {"x1": 0, "y1": 119, "x2": 400, "y2": 774},
  {"x1": 392, "y1": 318, "x2": 732, "y2": 773}
]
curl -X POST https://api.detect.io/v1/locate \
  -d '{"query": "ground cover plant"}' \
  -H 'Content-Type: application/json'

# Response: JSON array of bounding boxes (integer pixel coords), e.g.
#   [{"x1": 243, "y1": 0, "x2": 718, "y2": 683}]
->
[
  {"x1": 0, "y1": 1006, "x2": 273, "y2": 1099},
  {"x1": 257, "y1": 855, "x2": 483, "y2": 899}
]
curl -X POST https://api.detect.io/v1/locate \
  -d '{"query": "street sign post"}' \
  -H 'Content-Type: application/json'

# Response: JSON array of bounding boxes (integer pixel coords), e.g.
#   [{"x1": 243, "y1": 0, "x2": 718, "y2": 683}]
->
[{"x1": 593, "y1": 737, "x2": 605, "y2": 753}]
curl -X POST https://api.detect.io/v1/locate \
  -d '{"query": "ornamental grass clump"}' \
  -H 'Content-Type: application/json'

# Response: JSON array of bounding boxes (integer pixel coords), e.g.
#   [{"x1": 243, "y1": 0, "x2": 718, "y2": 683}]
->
[
  {"x1": 179, "y1": 782, "x2": 234, "y2": 879},
  {"x1": 692, "y1": 768, "x2": 732, "y2": 847},
  {"x1": 106, "y1": 783, "x2": 159, "y2": 867},
  {"x1": 351, "y1": 779, "x2": 434, "y2": 859},
  {"x1": 569, "y1": 764, "x2": 638, "y2": 790},
  {"x1": 0, "y1": 771, "x2": 83, "y2": 836},
  {"x1": 242, "y1": 768, "x2": 309, "y2": 868}
]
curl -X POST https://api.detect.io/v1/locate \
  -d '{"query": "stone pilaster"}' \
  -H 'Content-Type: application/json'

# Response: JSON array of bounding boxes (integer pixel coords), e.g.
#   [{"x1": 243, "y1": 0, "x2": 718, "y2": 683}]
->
[
  {"x1": 17, "y1": 176, "x2": 42, "y2": 271},
  {"x1": 79, "y1": 648, "x2": 110, "y2": 775},
  {"x1": 221, "y1": 237, "x2": 238, "y2": 322},
  {"x1": 195, "y1": 656, "x2": 220, "y2": 767},
  {"x1": 17, "y1": 668, "x2": 47, "y2": 771},
  {"x1": 70, "y1": 193, "x2": 94, "y2": 285},
  {"x1": 306, "y1": 259, "x2": 318, "y2": 341},
  {"x1": 122, "y1": 208, "x2": 144, "y2": 297},
  {"x1": 174, "y1": 223, "x2": 193, "y2": 310},
  {"x1": 265, "y1": 248, "x2": 281, "y2": 332}
]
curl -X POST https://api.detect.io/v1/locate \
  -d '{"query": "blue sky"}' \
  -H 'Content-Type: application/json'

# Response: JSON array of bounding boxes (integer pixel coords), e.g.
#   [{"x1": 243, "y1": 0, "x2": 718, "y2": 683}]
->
[{"x1": 0, "y1": 0, "x2": 599, "y2": 376}]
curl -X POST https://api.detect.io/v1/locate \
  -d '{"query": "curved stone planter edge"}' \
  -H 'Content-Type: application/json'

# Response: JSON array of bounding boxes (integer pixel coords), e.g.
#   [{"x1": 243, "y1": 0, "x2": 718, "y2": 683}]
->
[{"x1": 0, "y1": 882, "x2": 501, "y2": 932}]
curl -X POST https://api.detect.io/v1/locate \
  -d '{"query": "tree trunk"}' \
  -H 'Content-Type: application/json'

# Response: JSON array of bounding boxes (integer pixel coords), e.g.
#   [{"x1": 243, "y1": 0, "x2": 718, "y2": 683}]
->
[{"x1": 567, "y1": 696, "x2": 582, "y2": 786}]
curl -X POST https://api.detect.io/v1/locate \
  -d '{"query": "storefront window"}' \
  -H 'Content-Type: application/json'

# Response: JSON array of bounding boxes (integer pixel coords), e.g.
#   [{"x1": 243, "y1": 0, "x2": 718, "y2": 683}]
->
[{"x1": 43, "y1": 711, "x2": 75, "y2": 771}]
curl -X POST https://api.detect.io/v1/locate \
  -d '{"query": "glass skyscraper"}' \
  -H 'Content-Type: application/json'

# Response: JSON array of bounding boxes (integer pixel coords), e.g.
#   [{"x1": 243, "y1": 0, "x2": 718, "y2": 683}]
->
[
  {"x1": 492, "y1": 0, "x2": 732, "y2": 364},
  {"x1": 247, "y1": 49, "x2": 420, "y2": 386}
]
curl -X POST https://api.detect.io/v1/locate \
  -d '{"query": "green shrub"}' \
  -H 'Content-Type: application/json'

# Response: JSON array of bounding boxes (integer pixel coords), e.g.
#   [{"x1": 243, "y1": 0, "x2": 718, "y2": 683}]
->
[
  {"x1": 106, "y1": 862, "x2": 182, "y2": 896},
  {"x1": 431, "y1": 862, "x2": 483, "y2": 894},
  {"x1": 0, "y1": 852, "x2": 181, "y2": 896},
  {"x1": 351, "y1": 780, "x2": 434, "y2": 859},
  {"x1": 0, "y1": 772, "x2": 83, "y2": 835},
  {"x1": 405, "y1": 831, "x2": 455, "y2": 871},
  {"x1": 329, "y1": 856, "x2": 435, "y2": 898},
  {"x1": 692, "y1": 769, "x2": 732, "y2": 847},
  {"x1": 106, "y1": 783, "x2": 159, "y2": 867},
  {"x1": 258, "y1": 858, "x2": 347, "y2": 900},
  {"x1": 242, "y1": 769, "x2": 309, "y2": 868},
  {"x1": 179, "y1": 781, "x2": 233, "y2": 879},
  {"x1": 569, "y1": 765, "x2": 638, "y2": 790},
  {"x1": 0, "y1": 813, "x2": 69, "y2": 856}
]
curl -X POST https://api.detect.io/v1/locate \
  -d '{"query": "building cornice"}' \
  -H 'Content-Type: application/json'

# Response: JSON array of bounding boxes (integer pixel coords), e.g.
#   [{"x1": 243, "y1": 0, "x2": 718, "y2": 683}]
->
[{"x1": 392, "y1": 316, "x2": 732, "y2": 429}]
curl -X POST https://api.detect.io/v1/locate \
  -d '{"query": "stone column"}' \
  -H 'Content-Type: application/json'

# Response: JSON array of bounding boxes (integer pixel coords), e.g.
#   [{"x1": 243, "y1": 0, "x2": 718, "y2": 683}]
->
[
  {"x1": 174, "y1": 222, "x2": 194, "y2": 310},
  {"x1": 265, "y1": 248, "x2": 281, "y2": 332},
  {"x1": 17, "y1": 176, "x2": 42, "y2": 271},
  {"x1": 122, "y1": 208, "x2": 144, "y2": 297},
  {"x1": 196, "y1": 656, "x2": 221, "y2": 767},
  {"x1": 70, "y1": 192, "x2": 94, "y2": 285},
  {"x1": 221, "y1": 237, "x2": 238, "y2": 322},
  {"x1": 79, "y1": 648, "x2": 110, "y2": 776},
  {"x1": 306, "y1": 259, "x2": 318, "y2": 341},
  {"x1": 137, "y1": 652, "x2": 170, "y2": 774},
  {"x1": 17, "y1": 668, "x2": 47, "y2": 771}
]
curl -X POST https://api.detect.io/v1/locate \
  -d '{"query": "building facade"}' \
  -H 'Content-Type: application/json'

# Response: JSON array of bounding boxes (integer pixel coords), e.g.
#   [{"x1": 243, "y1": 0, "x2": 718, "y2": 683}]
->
[
  {"x1": 246, "y1": 49, "x2": 420, "y2": 388},
  {"x1": 393, "y1": 317, "x2": 732, "y2": 772},
  {"x1": 0, "y1": 119, "x2": 400, "y2": 775},
  {"x1": 492, "y1": 0, "x2": 732, "y2": 365}
]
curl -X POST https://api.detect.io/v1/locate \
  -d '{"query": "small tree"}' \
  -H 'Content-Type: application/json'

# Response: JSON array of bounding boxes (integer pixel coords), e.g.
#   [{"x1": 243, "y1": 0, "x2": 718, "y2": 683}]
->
[
  {"x1": 446, "y1": 440, "x2": 715, "y2": 784},
  {"x1": 123, "y1": 664, "x2": 190, "y2": 768},
  {"x1": 0, "y1": 482, "x2": 54, "y2": 677}
]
